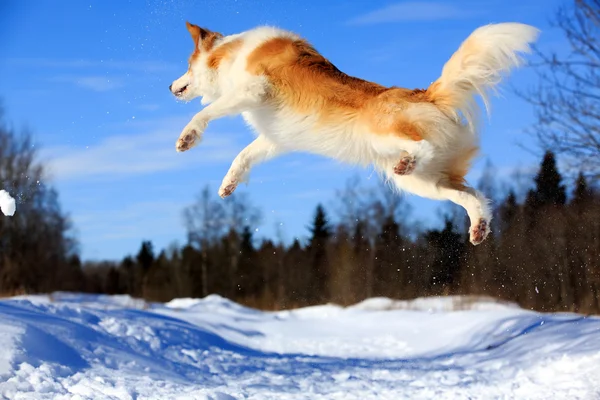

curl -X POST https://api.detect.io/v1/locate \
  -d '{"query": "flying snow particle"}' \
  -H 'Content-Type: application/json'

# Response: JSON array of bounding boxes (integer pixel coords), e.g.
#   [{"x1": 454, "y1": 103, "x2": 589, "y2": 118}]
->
[{"x1": 0, "y1": 190, "x2": 16, "y2": 216}]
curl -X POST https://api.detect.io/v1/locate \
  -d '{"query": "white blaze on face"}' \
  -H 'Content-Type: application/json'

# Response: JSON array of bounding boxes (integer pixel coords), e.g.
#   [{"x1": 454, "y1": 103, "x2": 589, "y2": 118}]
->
[
  {"x1": 171, "y1": 72, "x2": 190, "y2": 94},
  {"x1": 0, "y1": 190, "x2": 16, "y2": 216}
]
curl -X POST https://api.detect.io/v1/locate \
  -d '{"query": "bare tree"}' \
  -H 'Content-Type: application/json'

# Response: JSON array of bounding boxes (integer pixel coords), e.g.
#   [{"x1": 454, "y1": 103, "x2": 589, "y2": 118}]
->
[
  {"x1": 519, "y1": 0, "x2": 600, "y2": 178},
  {"x1": 0, "y1": 106, "x2": 78, "y2": 294},
  {"x1": 332, "y1": 174, "x2": 412, "y2": 242},
  {"x1": 370, "y1": 179, "x2": 413, "y2": 237},
  {"x1": 331, "y1": 175, "x2": 413, "y2": 299},
  {"x1": 222, "y1": 191, "x2": 262, "y2": 234},
  {"x1": 477, "y1": 159, "x2": 500, "y2": 203},
  {"x1": 222, "y1": 191, "x2": 262, "y2": 298},
  {"x1": 183, "y1": 185, "x2": 262, "y2": 297},
  {"x1": 182, "y1": 185, "x2": 225, "y2": 297}
]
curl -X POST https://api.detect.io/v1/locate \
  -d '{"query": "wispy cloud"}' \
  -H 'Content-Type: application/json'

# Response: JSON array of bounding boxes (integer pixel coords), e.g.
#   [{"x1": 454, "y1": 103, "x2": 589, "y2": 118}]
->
[
  {"x1": 72, "y1": 199, "x2": 190, "y2": 260},
  {"x1": 42, "y1": 117, "x2": 243, "y2": 182},
  {"x1": 49, "y1": 74, "x2": 123, "y2": 92},
  {"x1": 7, "y1": 57, "x2": 178, "y2": 73},
  {"x1": 362, "y1": 39, "x2": 426, "y2": 64},
  {"x1": 74, "y1": 200, "x2": 188, "y2": 240},
  {"x1": 347, "y1": 2, "x2": 478, "y2": 25}
]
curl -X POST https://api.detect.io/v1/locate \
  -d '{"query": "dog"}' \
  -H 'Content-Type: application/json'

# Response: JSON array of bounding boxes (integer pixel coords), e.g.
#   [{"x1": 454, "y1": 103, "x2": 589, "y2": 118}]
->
[{"x1": 169, "y1": 21, "x2": 539, "y2": 245}]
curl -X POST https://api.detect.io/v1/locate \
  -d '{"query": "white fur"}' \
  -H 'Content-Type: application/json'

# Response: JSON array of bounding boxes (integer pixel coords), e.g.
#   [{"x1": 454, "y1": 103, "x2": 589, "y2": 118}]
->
[
  {"x1": 433, "y1": 23, "x2": 541, "y2": 131},
  {"x1": 170, "y1": 23, "x2": 539, "y2": 244}
]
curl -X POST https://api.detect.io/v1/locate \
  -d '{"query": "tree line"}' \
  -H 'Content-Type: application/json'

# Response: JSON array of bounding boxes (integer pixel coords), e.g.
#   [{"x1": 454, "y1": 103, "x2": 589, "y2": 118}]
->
[
  {"x1": 2, "y1": 100, "x2": 598, "y2": 314},
  {"x1": 77, "y1": 150, "x2": 600, "y2": 313}
]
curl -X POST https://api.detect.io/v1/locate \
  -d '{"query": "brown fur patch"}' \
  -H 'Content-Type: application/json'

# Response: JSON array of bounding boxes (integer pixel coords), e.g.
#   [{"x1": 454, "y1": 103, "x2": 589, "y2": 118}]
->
[
  {"x1": 186, "y1": 22, "x2": 222, "y2": 64},
  {"x1": 207, "y1": 39, "x2": 243, "y2": 69},
  {"x1": 186, "y1": 21, "x2": 202, "y2": 49},
  {"x1": 424, "y1": 81, "x2": 454, "y2": 112},
  {"x1": 246, "y1": 37, "x2": 386, "y2": 111},
  {"x1": 394, "y1": 120, "x2": 423, "y2": 141},
  {"x1": 360, "y1": 89, "x2": 428, "y2": 141},
  {"x1": 202, "y1": 31, "x2": 222, "y2": 51},
  {"x1": 246, "y1": 37, "x2": 430, "y2": 141},
  {"x1": 390, "y1": 87, "x2": 432, "y2": 103}
]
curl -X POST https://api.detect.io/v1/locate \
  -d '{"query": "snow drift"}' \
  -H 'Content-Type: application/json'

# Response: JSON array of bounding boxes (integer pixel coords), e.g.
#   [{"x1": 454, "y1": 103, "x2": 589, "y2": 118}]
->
[{"x1": 0, "y1": 292, "x2": 599, "y2": 399}]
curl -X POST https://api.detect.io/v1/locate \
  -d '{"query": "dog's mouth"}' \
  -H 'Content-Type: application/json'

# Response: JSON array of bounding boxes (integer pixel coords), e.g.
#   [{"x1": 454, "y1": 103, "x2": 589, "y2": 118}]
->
[{"x1": 174, "y1": 85, "x2": 188, "y2": 97}]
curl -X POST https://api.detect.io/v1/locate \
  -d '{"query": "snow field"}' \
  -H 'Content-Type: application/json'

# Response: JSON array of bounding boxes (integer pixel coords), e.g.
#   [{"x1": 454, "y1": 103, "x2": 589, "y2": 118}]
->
[{"x1": 0, "y1": 293, "x2": 599, "y2": 399}]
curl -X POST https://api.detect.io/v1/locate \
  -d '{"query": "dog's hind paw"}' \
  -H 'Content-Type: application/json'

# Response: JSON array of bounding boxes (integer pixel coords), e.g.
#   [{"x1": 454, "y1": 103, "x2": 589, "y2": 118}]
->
[
  {"x1": 394, "y1": 153, "x2": 417, "y2": 175},
  {"x1": 470, "y1": 218, "x2": 490, "y2": 245}
]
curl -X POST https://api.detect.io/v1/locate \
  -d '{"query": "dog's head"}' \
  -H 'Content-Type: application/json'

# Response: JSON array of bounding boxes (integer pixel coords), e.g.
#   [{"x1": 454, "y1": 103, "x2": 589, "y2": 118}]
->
[{"x1": 169, "y1": 22, "x2": 222, "y2": 102}]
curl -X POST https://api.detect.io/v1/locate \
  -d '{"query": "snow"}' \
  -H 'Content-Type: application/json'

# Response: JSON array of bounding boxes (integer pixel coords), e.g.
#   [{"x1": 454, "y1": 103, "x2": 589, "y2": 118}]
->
[
  {"x1": 1, "y1": 293, "x2": 599, "y2": 399},
  {"x1": 0, "y1": 189, "x2": 16, "y2": 216}
]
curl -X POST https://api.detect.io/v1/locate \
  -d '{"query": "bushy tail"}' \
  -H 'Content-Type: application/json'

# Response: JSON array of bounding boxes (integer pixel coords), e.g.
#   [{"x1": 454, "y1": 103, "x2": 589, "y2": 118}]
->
[{"x1": 427, "y1": 22, "x2": 539, "y2": 131}]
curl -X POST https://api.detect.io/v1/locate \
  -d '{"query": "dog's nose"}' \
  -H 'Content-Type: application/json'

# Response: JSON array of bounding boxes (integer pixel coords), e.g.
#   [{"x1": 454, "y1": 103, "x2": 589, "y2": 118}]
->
[{"x1": 169, "y1": 84, "x2": 173, "y2": 92}]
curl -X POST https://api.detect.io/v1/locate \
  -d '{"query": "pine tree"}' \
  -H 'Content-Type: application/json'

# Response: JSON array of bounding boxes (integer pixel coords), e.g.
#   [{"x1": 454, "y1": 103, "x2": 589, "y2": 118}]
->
[
  {"x1": 119, "y1": 256, "x2": 137, "y2": 295},
  {"x1": 283, "y1": 239, "x2": 308, "y2": 307},
  {"x1": 237, "y1": 226, "x2": 259, "y2": 299},
  {"x1": 500, "y1": 191, "x2": 519, "y2": 224},
  {"x1": 143, "y1": 250, "x2": 173, "y2": 302},
  {"x1": 180, "y1": 244, "x2": 203, "y2": 297},
  {"x1": 136, "y1": 240, "x2": 155, "y2": 273},
  {"x1": 309, "y1": 204, "x2": 331, "y2": 244},
  {"x1": 241, "y1": 225, "x2": 254, "y2": 253},
  {"x1": 571, "y1": 172, "x2": 594, "y2": 206},
  {"x1": 373, "y1": 215, "x2": 403, "y2": 297},
  {"x1": 307, "y1": 204, "x2": 332, "y2": 304},
  {"x1": 531, "y1": 150, "x2": 567, "y2": 207},
  {"x1": 425, "y1": 218, "x2": 464, "y2": 293},
  {"x1": 105, "y1": 267, "x2": 120, "y2": 295},
  {"x1": 353, "y1": 220, "x2": 374, "y2": 300}
]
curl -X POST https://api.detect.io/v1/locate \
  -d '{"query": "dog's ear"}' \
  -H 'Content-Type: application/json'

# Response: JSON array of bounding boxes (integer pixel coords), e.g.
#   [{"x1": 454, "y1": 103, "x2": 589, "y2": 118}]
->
[
  {"x1": 186, "y1": 21, "x2": 220, "y2": 51},
  {"x1": 186, "y1": 21, "x2": 204, "y2": 48}
]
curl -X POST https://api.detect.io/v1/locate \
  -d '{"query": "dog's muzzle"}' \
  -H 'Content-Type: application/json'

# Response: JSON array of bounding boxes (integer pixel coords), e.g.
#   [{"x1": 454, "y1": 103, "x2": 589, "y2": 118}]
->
[{"x1": 170, "y1": 84, "x2": 188, "y2": 97}]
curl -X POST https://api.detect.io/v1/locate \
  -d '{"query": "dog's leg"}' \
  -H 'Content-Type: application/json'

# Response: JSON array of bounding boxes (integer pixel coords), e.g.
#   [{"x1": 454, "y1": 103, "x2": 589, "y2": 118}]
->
[
  {"x1": 436, "y1": 184, "x2": 492, "y2": 245},
  {"x1": 390, "y1": 174, "x2": 491, "y2": 245},
  {"x1": 176, "y1": 85, "x2": 265, "y2": 152},
  {"x1": 219, "y1": 135, "x2": 283, "y2": 198}
]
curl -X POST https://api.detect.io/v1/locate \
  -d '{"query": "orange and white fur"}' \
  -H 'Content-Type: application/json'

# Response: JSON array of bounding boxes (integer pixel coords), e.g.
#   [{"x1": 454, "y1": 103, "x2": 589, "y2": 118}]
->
[{"x1": 170, "y1": 22, "x2": 539, "y2": 245}]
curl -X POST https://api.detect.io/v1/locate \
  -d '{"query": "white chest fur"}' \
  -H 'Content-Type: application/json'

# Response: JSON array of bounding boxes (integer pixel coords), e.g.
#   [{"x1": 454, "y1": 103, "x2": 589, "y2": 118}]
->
[{"x1": 242, "y1": 107, "x2": 381, "y2": 166}]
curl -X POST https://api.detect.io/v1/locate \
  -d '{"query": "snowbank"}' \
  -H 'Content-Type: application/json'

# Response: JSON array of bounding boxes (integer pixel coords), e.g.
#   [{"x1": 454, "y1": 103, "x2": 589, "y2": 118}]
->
[
  {"x1": 350, "y1": 295, "x2": 520, "y2": 312},
  {"x1": 0, "y1": 293, "x2": 598, "y2": 399}
]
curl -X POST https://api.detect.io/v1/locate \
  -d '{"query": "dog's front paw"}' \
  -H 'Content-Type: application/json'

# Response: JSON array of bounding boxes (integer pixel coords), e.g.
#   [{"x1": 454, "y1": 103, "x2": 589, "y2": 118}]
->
[
  {"x1": 219, "y1": 181, "x2": 238, "y2": 198},
  {"x1": 176, "y1": 121, "x2": 206, "y2": 152},
  {"x1": 175, "y1": 130, "x2": 198, "y2": 152}
]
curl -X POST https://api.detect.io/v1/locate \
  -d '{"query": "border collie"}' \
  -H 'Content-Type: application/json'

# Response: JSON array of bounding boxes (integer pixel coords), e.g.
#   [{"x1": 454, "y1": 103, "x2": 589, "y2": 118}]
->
[{"x1": 169, "y1": 22, "x2": 539, "y2": 245}]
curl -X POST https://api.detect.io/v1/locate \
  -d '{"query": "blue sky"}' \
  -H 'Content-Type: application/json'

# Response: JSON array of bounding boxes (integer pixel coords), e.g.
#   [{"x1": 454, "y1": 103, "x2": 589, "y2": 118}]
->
[{"x1": 1, "y1": 0, "x2": 566, "y2": 261}]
